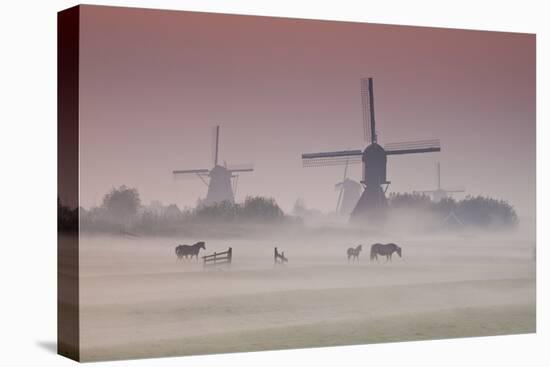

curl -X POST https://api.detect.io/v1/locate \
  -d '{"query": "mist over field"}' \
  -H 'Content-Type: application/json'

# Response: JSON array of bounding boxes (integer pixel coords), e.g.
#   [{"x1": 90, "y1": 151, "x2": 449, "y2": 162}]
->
[{"x1": 66, "y1": 215, "x2": 536, "y2": 361}]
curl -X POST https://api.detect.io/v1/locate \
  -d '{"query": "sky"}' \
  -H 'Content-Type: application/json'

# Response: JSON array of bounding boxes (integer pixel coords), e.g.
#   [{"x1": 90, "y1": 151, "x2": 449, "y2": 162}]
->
[{"x1": 78, "y1": 5, "x2": 535, "y2": 219}]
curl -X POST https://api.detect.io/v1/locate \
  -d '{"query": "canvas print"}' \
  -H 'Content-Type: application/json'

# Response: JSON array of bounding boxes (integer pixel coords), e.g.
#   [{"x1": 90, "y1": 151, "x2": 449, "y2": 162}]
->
[{"x1": 57, "y1": 5, "x2": 536, "y2": 362}]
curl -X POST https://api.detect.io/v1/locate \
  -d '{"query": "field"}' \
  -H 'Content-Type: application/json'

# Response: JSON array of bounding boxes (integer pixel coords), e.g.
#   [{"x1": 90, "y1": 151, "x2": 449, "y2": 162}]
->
[{"x1": 71, "y1": 230, "x2": 535, "y2": 361}]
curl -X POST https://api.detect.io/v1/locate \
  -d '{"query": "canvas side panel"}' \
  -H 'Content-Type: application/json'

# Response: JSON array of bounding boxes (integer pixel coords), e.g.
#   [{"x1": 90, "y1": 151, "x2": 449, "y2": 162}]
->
[{"x1": 57, "y1": 5, "x2": 80, "y2": 362}]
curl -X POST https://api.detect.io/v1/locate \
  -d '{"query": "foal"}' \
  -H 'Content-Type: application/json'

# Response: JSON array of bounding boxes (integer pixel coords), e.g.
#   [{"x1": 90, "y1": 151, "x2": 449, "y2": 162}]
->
[{"x1": 347, "y1": 245, "x2": 363, "y2": 262}]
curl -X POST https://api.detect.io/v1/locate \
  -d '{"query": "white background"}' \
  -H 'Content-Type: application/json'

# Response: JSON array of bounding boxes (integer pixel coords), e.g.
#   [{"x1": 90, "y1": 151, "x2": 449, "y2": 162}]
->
[{"x1": 0, "y1": 0, "x2": 547, "y2": 366}]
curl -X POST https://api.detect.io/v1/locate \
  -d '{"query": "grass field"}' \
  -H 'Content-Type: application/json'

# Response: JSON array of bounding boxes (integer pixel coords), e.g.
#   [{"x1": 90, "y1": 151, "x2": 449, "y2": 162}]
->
[{"x1": 70, "y1": 232, "x2": 535, "y2": 361}]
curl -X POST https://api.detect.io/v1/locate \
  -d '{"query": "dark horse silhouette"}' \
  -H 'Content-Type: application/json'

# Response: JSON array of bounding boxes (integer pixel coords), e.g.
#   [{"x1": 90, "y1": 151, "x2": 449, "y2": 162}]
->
[
  {"x1": 347, "y1": 245, "x2": 363, "y2": 262},
  {"x1": 175, "y1": 241, "x2": 206, "y2": 261},
  {"x1": 274, "y1": 247, "x2": 288, "y2": 265},
  {"x1": 370, "y1": 243, "x2": 402, "y2": 262}
]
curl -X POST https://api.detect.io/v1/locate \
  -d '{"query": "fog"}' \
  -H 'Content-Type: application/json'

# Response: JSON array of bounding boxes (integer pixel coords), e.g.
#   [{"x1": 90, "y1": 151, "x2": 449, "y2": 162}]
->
[
  {"x1": 72, "y1": 219, "x2": 535, "y2": 361},
  {"x1": 66, "y1": 6, "x2": 536, "y2": 361}
]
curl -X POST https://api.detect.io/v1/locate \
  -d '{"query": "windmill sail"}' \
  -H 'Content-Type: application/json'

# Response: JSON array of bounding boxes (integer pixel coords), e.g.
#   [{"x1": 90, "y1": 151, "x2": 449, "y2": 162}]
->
[
  {"x1": 173, "y1": 125, "x2": 254, "y2": 207},
  {"x1": 302, "y1": 149, "x2": 362, "y2": 167},
  {"x1": 172, "y1": 168, "x2": 210, "y2": 175},
  {"x1": 227, "y1": 163, "x2": 255, "y2": 173},
  {"x1": 335, "y1": 159, "x2": 349, "y2": 212},
  {"x1": 413, "y1": 162, "x2": 465, "y2": 202},
  {"x1": 211, "y1": 125, "x2": 220, "y2": 166},
  {"x1": 384, "y1": 139, "x2": 441, "y2": 155},
  {"x1": 361, "y1": 77, "x2": 376, "y2": 143}
]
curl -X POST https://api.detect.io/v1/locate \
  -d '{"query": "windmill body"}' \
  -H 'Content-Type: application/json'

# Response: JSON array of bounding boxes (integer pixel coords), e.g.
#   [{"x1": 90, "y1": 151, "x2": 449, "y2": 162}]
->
[
  {"x1": 335, "y1": 178, "x2": 362, "y2": 215},
  {"x1": 173, "y1": 126, "x2": 253, "y2": 207},
  {"x1": 414, "y1": 162, "x2": 465, "y2": 203},
  {"x1": 204, "y1": 165, "x2": 235, "y2": 205},
  {"x1": 302, "y1": 77, "x2": 441, "y2": 221}
]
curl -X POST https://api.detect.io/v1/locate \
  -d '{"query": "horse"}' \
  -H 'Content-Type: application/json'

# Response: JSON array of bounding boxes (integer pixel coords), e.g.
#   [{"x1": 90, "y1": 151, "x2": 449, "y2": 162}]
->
[
  {"x1": 370, "y1": 243, "x2": 402, "y2": 262},
  {"x1": 274, "y1": 247, "x2": 288, "y2": 265},
  {"x1": 347, "y1": 245, "x2": 363, "y2": 262},
  {"x1": 175, "y1": 241, "x2": 206, "y2": 261}
]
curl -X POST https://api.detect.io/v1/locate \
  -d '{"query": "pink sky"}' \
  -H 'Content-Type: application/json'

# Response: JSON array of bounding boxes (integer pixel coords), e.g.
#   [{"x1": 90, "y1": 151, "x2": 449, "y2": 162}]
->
[{"x1": 78, "y1": 5, "x2": 535, "y2": 218}]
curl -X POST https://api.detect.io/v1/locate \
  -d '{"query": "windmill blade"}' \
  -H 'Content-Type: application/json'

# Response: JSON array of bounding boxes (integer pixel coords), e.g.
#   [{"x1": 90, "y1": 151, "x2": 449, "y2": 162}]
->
[
  {"x1": 336, "y1": 185, "x2": 344, "y2": 212},
  {"x1": 436, "y1": 162, "x2": 441, "y2": 190},
  {"x1": 173, "y1": 168, "x2": 210, "y2": 175},
  {"x1": 232, "y1": 174, "x2": 239, "y2": 197},
  {"x1": 444, "y1": 188, "x2": 466, "y2": 193},
  {"x1": 335, "y1": 158, "x2": 351, "y2": 212},
  {"x1": 173, "y1": 169, "x2": 210, "y2": 186},
  {"x1": 211, "y1": 125, "x2": 220, "y2": 166},
  {"x1": 195, "y1": 173, "x2": 209, "y2": 187},
  {"x1": 361, "y1": 77, "x2": 376, "y2": 143},
  {"x1": 384, "y1": 139, "x2": 441, "y2": 155},
  {"x1": 227, "y1": 163, "x2": 254, "y2": 173},
  {"x1": 342, "y1": 158, "x2": 349, "y2": 180},
  {"x1": 303, "y1": 156, "x2": 362, "y2": 167},
  {"x1": 302, "y1": 149, "x2": 362, "y2": 167}
]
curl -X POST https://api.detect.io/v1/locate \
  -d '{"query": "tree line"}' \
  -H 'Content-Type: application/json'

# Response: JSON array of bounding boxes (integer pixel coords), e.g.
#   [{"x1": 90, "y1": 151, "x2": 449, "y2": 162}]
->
[
  {"x1": 59, "y1": 185, "x2": 519, "y2": 234},
  {"x1": 387, "y1": 192, "x2": 518, "y2": 228}
]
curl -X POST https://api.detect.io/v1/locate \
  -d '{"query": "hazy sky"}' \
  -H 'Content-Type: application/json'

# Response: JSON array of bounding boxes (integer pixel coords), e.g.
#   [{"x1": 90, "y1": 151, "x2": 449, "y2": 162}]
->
[{"x1": 78, "y1": 5, "x2": 535, "y2": 218}]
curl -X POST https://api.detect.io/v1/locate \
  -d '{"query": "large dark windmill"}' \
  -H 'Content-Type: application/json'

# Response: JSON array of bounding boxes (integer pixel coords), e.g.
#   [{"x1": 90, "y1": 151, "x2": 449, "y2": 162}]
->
[
  {"x1": 173, "y1": 126, "x2": 254, "y2": 207},
  {"x1": 302, "y1": 77, "x2": 441, "y2": 220},
  {"x1": 414, "y1": 162, "x2": 465, "y2": 202}
]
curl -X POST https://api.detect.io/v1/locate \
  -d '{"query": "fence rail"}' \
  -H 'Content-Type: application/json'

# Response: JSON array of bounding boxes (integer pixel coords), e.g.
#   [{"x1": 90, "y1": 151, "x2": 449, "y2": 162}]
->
[{"x1": 202, "y1": 247, "x2": 232, "y2": 267}]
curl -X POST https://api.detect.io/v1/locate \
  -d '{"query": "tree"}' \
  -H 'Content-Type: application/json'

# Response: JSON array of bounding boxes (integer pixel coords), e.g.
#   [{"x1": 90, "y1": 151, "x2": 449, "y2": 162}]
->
[
  {"x1": 195, "y1": 200, "x2": 238, "y2": 220},
  {"x1": 194, "y1": 196, "x2": 285, "y2": 222},
  {"x1": 456, "y1": 195, "x2": 518, "y2": 228},
  {"x1": 388, "y1": 192, "x2": 431, "y2": 210},
  {"x1": 102, "y1": 185, "x2": 141, "y2": 225},
  {"x1": 240, "y1": 196, "x2": 284, "y2": 221}
]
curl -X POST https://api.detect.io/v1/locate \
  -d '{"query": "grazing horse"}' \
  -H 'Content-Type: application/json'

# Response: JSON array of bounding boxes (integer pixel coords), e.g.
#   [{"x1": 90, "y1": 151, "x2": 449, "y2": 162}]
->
[
  {"x1": 347, "y1": 245, "x2": 363, "y2": 262},
  {"x1": 370, "y1": 243, "x2": 402, "y2": 262},
  {"x1": 175, "y1": 241, "x2": 206, "y2": 261}
]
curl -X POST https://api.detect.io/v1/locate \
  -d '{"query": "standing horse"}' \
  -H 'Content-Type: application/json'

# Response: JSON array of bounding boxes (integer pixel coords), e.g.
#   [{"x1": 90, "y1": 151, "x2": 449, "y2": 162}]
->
[
  {"x1": 274, "y1": 247, "x2": 288, "y2": 265},
  {"x1": 347, "y1": 245, "x2": 363, "y2": 262},
  {"x1": 175, "y1": 241, "x2": 206, "y2": 261},
  {"x1": 370, "y1": 243, "x2": 402, "y2": 262}
]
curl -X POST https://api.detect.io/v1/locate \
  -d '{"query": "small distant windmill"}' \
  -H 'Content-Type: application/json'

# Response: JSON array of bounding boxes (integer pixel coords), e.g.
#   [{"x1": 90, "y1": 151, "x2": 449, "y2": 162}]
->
[
  {"x1": 302, "y1": 77, "x2": 441, "y2": 220},
  {"x1": 414, "y1": 162, "x2": 465, "y2": 202},
  {"x1": 335, "y1": 159, "x2": 362, "y2": 216},
  {"x1": 172, "y1": 125, "x2": 254, "y2": 206}
]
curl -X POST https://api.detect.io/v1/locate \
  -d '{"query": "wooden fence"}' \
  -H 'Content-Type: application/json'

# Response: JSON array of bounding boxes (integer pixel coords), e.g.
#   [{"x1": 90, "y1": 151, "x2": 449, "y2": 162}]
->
[{"x1": 202, "y1": 247, "x2": 232, "y2": 267}]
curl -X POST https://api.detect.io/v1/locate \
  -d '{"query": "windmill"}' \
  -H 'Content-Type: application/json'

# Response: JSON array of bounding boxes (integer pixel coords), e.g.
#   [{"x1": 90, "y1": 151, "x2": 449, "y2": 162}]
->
[
  {"x1": 172, "y1": 125, "x2": 254, "y2": 206},
  {"x1": 414, "y1": 162, "x2": 465, "y2": 202},
  {"x1": 335, "y1": 159, "x2": 362, "y2": 216},
  {"x1": 302, "y1": 77, "x2": 441, "y2": 220}
]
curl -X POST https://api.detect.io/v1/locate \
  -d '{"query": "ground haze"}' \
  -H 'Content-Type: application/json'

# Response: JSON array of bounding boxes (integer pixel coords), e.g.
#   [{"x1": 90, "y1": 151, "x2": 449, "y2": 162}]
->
[{"x1": 74, "y1": 229, "x2": 535, "y2": 361}]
